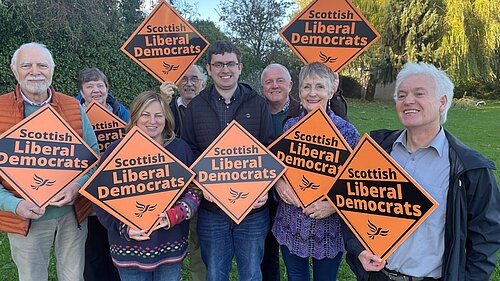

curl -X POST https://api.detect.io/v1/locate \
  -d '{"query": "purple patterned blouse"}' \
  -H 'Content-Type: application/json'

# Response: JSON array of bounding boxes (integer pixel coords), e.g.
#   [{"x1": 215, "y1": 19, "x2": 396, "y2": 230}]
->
[{"x1": 272, "y1": 108, "x2": 360, "y2": 259}]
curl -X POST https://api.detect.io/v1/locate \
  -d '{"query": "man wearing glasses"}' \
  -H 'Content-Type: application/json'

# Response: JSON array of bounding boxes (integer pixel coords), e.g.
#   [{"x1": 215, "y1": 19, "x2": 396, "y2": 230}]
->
[
  {"x1": 161, "y1": 65, "x2": 207, "y2": 137},
  {"x1": 182, "y1": 40, "x2": 274, "y2": 281}
]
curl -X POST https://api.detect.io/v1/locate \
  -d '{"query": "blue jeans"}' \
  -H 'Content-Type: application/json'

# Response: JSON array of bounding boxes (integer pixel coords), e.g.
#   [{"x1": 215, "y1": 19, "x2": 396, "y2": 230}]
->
[
  {"x1": 197, "y1": 207, "x2": 270, "y2": 281},
  {"x1": 117, "y1": 262, "x2": 181, "y2": 281},
  {"x1": 281, "y1": 245, "x2": 343, "y2": 281}
]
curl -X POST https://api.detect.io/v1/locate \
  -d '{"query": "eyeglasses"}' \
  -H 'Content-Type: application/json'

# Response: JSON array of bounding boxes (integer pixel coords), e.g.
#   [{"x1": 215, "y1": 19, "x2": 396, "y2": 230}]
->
[
  {"x1": 180, "y1": 76, "x2": 200, "y2": 84},
  {"x1": 211, "y1": 61, "x2": 238, "y2": 69}
]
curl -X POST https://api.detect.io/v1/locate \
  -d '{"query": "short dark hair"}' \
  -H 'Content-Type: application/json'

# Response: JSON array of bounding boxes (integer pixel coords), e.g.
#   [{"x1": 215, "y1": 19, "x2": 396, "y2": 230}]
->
[
  {"x1": 206, "y1": 40, "x2": 241, "y2": 65},
  {"x1": 78, "y1": 67, "x2": 109, "y2": 91}
]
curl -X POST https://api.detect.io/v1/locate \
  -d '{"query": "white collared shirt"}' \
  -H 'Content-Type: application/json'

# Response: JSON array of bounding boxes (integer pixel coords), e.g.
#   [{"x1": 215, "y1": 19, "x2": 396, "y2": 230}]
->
[{"x1": 21, "y1": 88, "x2": 52, "y2": 106}]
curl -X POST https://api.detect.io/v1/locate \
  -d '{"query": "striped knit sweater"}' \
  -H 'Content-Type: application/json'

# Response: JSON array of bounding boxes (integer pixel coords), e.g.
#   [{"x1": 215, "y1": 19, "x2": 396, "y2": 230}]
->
[{"x1": 94, "y1": 137, "x2": 202, "y2": 270}]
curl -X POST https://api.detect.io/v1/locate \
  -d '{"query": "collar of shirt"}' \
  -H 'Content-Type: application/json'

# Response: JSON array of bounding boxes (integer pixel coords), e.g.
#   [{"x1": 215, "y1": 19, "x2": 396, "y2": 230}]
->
[
  {"x1": 278, "y1": 98, "x2": 290, "y2": 114},
  {"x1": 21, "y1": 88, "x2": 52, "y2": 106},
  {"x1": 176, "y1": 96, "x2": 187, "y2": 108},
  {"x1": 211, "y1": 85, "x2": 241, "y2": 105},
  {"x1": 393, "y1": 127, "x2": 447, "y2": 157}
]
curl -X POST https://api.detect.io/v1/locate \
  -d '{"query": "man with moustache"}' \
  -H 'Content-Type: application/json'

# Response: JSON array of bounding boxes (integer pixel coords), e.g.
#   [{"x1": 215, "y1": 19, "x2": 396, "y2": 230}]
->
[
  {"x1": 160, "y1": 65, "x2": 207, "y2": 137},
  {"x1": 159, "y1": 64, "x2": 207, "y2": 281},
  {"x1": 0, "y1": 42, "x2": 99, "y2": 281}
]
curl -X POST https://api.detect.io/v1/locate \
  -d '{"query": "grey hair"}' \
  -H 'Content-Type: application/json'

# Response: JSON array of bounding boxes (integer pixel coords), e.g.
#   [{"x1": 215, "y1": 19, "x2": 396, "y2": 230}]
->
[
  {"x1": 260, "y1": 63, "x2": 292, "y2": 85},
  {"x1": 193, "y1": 64, "x2": 207, "y2": 82},
  {"x1": 299, "y1": 62, "x2": 336, "y2": 92},
  {"x1": 394, "y1": 62, "x2": 454, "y2": 124},
  {"x1": 11, "y1": 42, "x2": 55, "y2": 70}
]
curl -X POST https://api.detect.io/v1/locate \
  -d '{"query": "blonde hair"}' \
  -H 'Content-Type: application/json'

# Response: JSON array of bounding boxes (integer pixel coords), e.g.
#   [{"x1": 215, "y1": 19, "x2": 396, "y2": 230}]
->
[{"x1": 126, "y1": 91, "x2": 175, "y2": 144}]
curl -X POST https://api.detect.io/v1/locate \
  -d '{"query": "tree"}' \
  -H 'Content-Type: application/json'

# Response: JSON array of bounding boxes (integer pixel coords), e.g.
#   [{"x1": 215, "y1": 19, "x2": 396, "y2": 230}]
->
[
  {"x1": 440, "y1": 0, "x2": 499, "y2": 83},
  {"x1": 0, "y1": 0, "x2": 158, "y2": 106},
  {"x1": 218, "y1": 0, "x2": 293, "y2": 69},
  {"x1": 189, "y1": 19, "x2": 229, "y2": 68},
  {"x1": 168, "y1": 0, "x2": 200, "y2": 21}
]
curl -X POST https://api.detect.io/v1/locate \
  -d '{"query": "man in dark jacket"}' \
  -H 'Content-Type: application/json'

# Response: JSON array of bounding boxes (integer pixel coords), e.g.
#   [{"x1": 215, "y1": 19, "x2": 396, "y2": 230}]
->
[
  {"x1": 260, "y1": 63, "x2": 300, "y2": 281},
  {"x1": 344, "y1": 62, "x2": 500, "y2": 281},
  {"x1": 182, "y1": 40, "x2": 274, "y2": 281},
  {"x1": 159, "y1": 65, "x2": 207, "y2": 281},
  {"x1": 160, "y1": 65, "x2": 207, "y2": 137}
]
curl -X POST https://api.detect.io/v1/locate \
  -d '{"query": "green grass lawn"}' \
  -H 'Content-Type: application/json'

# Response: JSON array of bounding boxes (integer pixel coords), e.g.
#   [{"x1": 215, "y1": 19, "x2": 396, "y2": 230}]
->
[{"x1": 1, "y1": 100, "x2": 499, "y2": 280}]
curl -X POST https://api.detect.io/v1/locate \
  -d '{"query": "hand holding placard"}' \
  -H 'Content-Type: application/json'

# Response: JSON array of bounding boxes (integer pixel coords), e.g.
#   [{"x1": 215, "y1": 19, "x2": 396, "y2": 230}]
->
[
  {"x1": 358, "y1": 250, "x2": 385, "y2": 272},
  {"x1": 275, "y1": 178, "x2": 301, "y2": 208}
]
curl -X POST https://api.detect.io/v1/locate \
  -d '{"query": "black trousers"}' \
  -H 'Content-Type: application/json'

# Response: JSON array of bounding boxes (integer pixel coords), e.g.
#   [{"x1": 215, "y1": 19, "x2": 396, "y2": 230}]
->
[
  {"x1": 261, "y1": 196, "x2": 281, "y2": 281},
  {"x1": 84, "y1": 216, "x2": 121, "y2": 281}
]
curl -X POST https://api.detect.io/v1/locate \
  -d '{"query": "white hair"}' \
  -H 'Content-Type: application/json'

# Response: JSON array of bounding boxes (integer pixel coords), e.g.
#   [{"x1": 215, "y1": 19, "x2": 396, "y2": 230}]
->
[
  {"x1": 11, "y1": 42, "x2": 55, "y2": 70},
  {"x1": 394, "y1": 62, "x2": 454, "y2": 124},
  {"x1": 261, "y1": 63, "x2": 292, "y2": 85},
  {"x1": 193, "y1": 64, "x2": 207, "y2": 82}
]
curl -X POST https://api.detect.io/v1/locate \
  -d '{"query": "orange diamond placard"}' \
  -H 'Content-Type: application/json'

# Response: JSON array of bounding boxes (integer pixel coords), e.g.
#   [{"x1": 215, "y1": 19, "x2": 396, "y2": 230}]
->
[
  {"x1": 0, "y1": 105, "x2": 99, "y2": 208},
  {"x1": 279, "y1": 0, "x2": 380, "y2": 72},
  {"x1": 327, "y1": 134, "x2": 438, "y2": 260},
  {"x1": 79, "y1": 127, "x2": 195, "y2": 236},
  {"x1": 268, "y1": 107, "x2": 352, "y2": 208},
  {"x1": 85, "y1": 101, "x2": 127, "y2": 155},
  {"x1": 191, "y1": 121, "x2": 286, "y2": 224},
  {"x1": 121, "y1": 0, "x2": 209, "y2": 83}
]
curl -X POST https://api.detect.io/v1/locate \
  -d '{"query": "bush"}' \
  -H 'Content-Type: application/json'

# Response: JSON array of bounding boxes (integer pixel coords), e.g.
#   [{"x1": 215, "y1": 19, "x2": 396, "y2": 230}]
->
[{"x1": 454, "y1": 79, "x2": 500, "y2": 100}]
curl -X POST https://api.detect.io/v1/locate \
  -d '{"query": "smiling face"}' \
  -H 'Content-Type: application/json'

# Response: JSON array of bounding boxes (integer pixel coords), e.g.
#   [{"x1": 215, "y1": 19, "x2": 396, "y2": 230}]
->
[
  {"x1": 262, "y1": 65, "x2": 293, "y2": 112},
  {"x1": 81, "y1": 79, "x2": 108, "y2": 106},
  {"x1": 299, "y1": 74, "x2": 334, "y2": 112},
  {"x1": 136, "y1": 101, "x2": 166, "y2": 144},
  {"x1": 177, "y1": 66, "x2": 205, "y2": 105},
  {"x1": 12, "y1": 45, "x2": 54, "y2": 100},
  {"x1": 206, "y1": 52, "x2": 242, "y2": 93},
  {"x1": 396, "y1": 74, "x2": 447, "y2": 132}
]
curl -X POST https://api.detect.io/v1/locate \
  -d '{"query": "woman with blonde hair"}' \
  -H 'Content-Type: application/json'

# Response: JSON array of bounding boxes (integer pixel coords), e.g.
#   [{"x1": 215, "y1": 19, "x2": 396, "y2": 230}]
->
[{"x1": 94, "y1": 91, "x2": 202, "y2": 281}]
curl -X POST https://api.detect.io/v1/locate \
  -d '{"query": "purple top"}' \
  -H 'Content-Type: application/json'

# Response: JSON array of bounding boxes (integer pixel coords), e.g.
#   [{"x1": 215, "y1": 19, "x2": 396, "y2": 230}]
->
[{"x1": 272, "y1": 108, "x2": 360, "y2": 259}]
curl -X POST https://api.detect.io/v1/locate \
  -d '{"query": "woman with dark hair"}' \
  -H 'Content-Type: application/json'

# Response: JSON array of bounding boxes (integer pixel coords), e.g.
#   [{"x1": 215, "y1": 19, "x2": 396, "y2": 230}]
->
[
  {"x1": 272, "y1": 62, "x2": 360, "y2": 281},
  {"x1": 76, "y1": 67, "x2": 130, "y2": 122},
  {"x1": 94, "y1": 91, "x2": 202, "y2": 281}
]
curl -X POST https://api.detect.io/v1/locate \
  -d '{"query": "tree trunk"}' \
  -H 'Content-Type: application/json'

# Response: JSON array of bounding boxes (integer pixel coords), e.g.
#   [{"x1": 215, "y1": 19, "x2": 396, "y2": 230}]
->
[{"x1": 365, "y1": 74, "x2": 377, "y2": 101}]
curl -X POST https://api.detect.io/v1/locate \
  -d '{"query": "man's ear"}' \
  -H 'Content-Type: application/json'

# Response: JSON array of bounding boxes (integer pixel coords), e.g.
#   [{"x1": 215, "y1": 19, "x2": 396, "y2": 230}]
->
[
  {"x1": 205, "y1": 64, "x2": 211, "y2": 77},
  {"x1": 439, "y1": 95, "x2": 448, "y2": 113}
]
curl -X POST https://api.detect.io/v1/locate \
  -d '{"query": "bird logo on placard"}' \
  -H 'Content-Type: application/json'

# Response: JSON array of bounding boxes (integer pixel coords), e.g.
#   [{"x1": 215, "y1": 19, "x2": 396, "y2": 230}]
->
[
  {"x1": 30, "y1": 174, "x2": 56, "y2": 191},
  {"x1": 162, "y1": 62, "x2": 179, "y2": 75},
  {"x1": 228, "y1": 188, "x2": 249, "y2": 204},
  {"x1": 367, "y1": 220, "x2": 389, "y2": 239},
  {"x1": 319, "y1": 52, "x2": 337, "y2": 64},
  {"x1": 299, "y1": 175, "x2": 320, "y2": 191},
  {"x1": 135, "y1": 201, "x2": 157, "y2": 218}
]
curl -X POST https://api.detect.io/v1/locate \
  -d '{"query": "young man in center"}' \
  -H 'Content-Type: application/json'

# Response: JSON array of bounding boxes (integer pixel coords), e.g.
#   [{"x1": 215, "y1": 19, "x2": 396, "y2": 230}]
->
[{"x1": 182, "y1": 40, "x2": 274, "y2": 281}]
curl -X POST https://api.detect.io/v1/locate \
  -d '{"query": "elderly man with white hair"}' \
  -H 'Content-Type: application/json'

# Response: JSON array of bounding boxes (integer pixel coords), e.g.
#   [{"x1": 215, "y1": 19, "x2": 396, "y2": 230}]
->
[
  {"x1": 343, "y1": 62, "x2": 500, "y2": 281},
  {"x1": 0, "y1": 42, "x2": 98, "y2": 281}
]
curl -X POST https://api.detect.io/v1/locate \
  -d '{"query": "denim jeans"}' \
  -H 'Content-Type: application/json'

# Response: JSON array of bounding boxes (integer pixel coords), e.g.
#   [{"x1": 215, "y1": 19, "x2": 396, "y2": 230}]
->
[
  {"x1": 197, "y1": 207, "x2": 270, "y2": 281},
  {"x1": 117, "y1": 262, "x2": 181, "y2": 281},
  {"x1": 281, "y1": 245, "x2": 343, "y2": 281}
]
